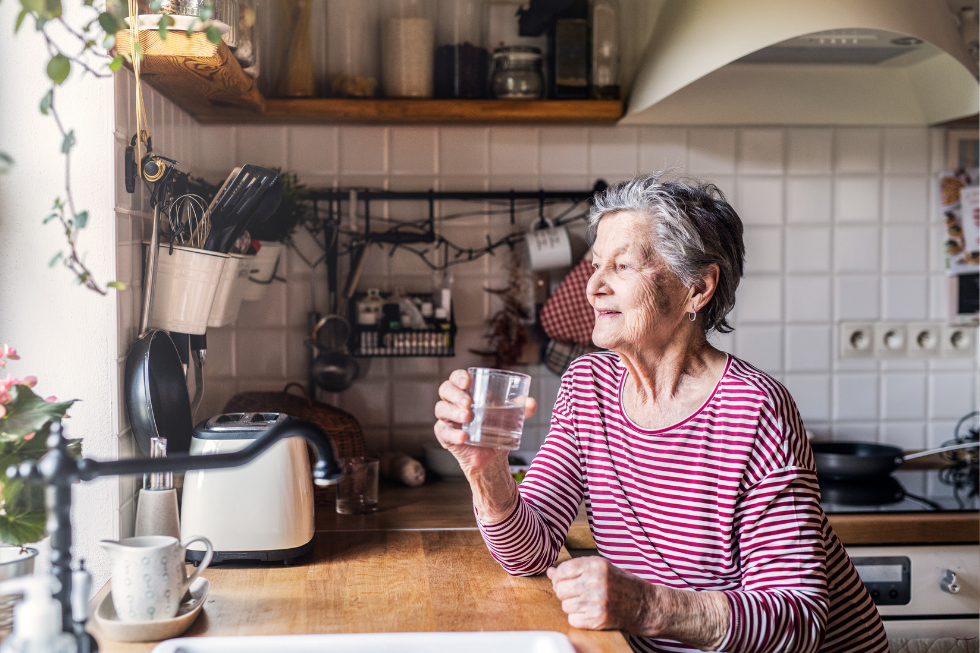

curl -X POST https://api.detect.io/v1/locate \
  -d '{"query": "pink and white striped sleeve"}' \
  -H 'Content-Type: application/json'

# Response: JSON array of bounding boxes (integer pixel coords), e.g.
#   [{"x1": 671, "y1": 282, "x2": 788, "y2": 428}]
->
[
  {"x1": 476, "y1": 380, "x2": 585, "y2": 576},
  {"x1": 716, "y1": 467, "x2": 830, "y2": 653}
]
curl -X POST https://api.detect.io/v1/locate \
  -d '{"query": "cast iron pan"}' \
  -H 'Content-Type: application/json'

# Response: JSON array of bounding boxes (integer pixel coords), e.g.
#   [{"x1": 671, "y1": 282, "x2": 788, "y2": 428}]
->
[
  {"x1": 125, "y1": 329, "x2": 194, "y2": 457},
  {"x1": 811, "y1": 440, "x2": 980, "y2": 481}
]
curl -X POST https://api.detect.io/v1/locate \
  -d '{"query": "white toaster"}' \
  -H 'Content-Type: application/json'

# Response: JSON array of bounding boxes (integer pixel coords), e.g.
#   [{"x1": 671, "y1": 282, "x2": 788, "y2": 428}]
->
[{"x1": 180, "y1": 412, "x2": 315, "y2": 564}]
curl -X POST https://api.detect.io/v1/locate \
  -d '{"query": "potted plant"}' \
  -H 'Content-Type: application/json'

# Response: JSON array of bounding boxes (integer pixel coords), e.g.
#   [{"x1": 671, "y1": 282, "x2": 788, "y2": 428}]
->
[{"x1": 0, "y1": 344, "x2": 80, "y2": 625}]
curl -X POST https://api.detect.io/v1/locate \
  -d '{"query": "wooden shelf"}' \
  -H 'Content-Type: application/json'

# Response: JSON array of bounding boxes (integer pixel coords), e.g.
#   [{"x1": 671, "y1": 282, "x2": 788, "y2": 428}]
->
[{"x1": 117, "y1": 31, "x2": 623, "y2": 125}]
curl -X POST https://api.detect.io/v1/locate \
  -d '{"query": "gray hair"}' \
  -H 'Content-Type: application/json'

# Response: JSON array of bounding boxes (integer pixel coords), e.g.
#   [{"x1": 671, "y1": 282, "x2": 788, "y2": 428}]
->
[{"x1": 589, "y1": 173, "x2": 745, "y2": 334}]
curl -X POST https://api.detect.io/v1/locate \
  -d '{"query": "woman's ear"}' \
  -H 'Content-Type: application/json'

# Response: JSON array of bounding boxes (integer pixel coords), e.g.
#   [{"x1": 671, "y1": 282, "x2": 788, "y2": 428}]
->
[{"x1": 689, "y1": 264, "x2": 720, "y2": 313}]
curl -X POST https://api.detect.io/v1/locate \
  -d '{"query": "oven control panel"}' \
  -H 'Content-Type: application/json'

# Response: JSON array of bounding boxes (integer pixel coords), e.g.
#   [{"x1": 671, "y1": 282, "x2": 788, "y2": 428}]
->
[{"x1": 851, "y1": 556, "x2": 911, "y2": 605}]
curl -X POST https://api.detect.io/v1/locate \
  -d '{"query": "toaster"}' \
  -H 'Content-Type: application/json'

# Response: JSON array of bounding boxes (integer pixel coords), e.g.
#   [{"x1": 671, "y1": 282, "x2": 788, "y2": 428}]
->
[{"x1": 180, "y1": 412, "x2": 316, "y2": 564}]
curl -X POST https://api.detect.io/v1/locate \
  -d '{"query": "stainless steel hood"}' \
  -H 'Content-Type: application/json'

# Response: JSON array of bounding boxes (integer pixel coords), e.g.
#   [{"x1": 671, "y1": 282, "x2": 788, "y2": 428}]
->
[{"x1": 621, "y1": 0, "x2": 979, "y2": 126}]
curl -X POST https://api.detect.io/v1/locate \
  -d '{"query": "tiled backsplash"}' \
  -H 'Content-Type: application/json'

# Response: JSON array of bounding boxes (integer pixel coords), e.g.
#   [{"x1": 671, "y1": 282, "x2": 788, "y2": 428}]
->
[{"x1": 115, "y1": 73, "x2": 979, "y2": 470}]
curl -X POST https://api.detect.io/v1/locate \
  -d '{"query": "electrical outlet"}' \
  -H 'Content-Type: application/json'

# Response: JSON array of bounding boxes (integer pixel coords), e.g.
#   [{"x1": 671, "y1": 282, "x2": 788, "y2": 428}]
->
[
  {"x1": 941, "y1": 324, "x2": 977, "y2": 358},
  {"x1": 840, "y1": 322, "x2": 875, "y2": 359},
  {"x1": 874, "y1": 322, "x2": 908, "y2": 358},
  {"x1": 908, "y1": 322, "x2": 943, "y2": 358}
]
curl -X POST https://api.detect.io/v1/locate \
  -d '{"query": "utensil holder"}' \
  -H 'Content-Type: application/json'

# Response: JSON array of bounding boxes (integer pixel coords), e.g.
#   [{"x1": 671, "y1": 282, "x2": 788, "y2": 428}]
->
[
  {"x1": 147, "y1": 244, "x2": 228, "y2": 336},
  {"x1": 208, "y1": 254, "x2": 250, "y2": 327},
  {"x1": 242, "y1": 241, "x2": 282, "y2": 302}
]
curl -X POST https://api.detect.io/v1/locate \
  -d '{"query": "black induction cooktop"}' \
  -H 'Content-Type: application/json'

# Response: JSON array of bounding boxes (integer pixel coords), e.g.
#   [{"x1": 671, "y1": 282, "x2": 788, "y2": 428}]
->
[{"x1": 819, "y1": 465, "x2": 979, "y2": 514}]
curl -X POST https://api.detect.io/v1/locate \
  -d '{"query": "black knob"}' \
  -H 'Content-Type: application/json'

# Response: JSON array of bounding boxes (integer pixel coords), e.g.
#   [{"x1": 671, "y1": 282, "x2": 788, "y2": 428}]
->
[
  {"x1": 871, "y1": 590, "x2": 880, "y2": 599},
  {"x1": 889, "y1": 589, "x2": 898, "y2": 599}
]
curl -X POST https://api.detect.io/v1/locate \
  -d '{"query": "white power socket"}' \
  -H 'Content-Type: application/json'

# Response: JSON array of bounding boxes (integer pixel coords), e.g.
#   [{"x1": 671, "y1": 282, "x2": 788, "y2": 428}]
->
[
  {"x1": 840, "y1": 321, "x2": 978, "y2": 359},
  {"x1": 840, "y1": 322, "x2": 874, "y2": 359},
  {"x1": 874, "y1": 322, "x2": 908, "y2": 358},
  {"x1": 942, "y1": 324, "x2": 977, "y2": 358}
]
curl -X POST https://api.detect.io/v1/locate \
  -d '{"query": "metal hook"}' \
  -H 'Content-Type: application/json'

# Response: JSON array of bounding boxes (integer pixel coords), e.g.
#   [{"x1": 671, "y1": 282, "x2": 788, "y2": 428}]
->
[{"x1": 537, "y1": 193, "x2": 548, "y2": 228}]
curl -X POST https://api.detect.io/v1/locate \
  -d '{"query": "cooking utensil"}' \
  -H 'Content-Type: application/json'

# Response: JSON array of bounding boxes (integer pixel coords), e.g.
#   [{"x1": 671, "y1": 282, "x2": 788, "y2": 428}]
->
[
  {"x1": 204, "y1": 165, "x2": 278, "y2": 254},
  {"x1": 811, "y1": 441, "x2": 980, "y2": 481},
  {"x1": 125, "y1": 329, "x2": 195, "y2": 456},
  {"x1": 311, "y1": 315, "x2": 359, "y2": 392}
]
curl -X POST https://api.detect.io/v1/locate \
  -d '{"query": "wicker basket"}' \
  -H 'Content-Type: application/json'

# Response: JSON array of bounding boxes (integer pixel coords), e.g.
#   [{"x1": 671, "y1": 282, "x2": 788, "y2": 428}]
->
[{"x1": 222, "y1": 383, "x2": 366, "y2": 508}]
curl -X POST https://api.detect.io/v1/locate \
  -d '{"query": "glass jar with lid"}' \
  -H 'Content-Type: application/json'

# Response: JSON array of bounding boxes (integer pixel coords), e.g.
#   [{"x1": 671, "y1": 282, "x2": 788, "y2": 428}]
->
[
  {"x1": 325, "y1": 0, "x2": 380, "y2": 97},
  {"x1": 381, "y1": 0, "x2": 435, "y2": 97},
  {"x1": 490, "y1": 46, "x2": 544, "y2": 100},
  {"x1": 434, "y1": 0, "x2": 488, "y2": 98}
]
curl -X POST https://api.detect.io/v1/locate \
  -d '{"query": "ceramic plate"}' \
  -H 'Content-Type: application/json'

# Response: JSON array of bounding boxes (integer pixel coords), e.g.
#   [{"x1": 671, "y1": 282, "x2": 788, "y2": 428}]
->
[
  {"x1": 95, "y1": 577, "x2": 209, "y2": 643},
  {"x1": 123, "y1": 14, "x2": 231, "y2": 34}
]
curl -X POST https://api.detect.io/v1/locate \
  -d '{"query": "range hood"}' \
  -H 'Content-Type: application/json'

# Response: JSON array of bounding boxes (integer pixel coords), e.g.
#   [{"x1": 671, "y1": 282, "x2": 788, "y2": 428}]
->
[{"x1": 622, "y1": 0, "x2": 979, "y2": 126}]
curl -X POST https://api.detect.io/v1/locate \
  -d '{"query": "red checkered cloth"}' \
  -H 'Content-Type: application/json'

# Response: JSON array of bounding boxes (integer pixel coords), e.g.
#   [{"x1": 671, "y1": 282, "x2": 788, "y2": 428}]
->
[{"x1": 540, "y1": 258, "x2": 595, "y2": 347}]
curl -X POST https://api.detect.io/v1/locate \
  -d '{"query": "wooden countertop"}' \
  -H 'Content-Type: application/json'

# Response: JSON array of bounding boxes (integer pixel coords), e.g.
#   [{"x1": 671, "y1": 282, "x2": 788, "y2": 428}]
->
[{"x1": 318, "y1": 480, "x2": 978, "y2": 547}]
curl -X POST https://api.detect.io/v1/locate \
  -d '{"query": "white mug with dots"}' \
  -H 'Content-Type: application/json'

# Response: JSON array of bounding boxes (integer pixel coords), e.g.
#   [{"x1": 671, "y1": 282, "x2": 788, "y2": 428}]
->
[{"x1": 100, "y1": 535, "x2": 213, "y2": 622}]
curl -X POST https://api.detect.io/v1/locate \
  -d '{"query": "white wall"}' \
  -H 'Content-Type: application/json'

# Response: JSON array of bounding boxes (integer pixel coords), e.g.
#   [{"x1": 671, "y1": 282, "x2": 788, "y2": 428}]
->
[
  {"x1": 0, "y1": 1, "x2": 118, "y2": 589},
  {"x1": 153, "y1": 122, "x2": 978, "y2": 457}
]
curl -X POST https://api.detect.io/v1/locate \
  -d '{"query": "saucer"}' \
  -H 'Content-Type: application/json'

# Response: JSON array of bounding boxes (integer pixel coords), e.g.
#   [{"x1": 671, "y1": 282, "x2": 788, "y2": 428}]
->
[{"x1": 95, "y1": 577, "x2": 209, "y2": 643}]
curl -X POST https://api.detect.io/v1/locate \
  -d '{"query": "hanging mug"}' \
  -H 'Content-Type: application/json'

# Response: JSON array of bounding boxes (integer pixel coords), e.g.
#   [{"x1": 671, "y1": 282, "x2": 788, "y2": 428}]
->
[{"x1": 526, "y1": 218, "x2": 573, "y2": 271}]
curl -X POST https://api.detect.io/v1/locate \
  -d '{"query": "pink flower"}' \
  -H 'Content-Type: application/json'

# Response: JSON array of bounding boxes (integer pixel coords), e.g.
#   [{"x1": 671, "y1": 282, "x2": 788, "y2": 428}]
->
[
  {"x1": 21, "y1": 376, "x2": 36, "y2": 389},
  {"x1": 2, "y1": 345, "x2": 19, "y2": 361},
  {"x1": 22, "y1": 432, "x2": 34, "y2": 441},
  {"x1": 0, "y1": 405, "x2": 5, "y2": 419},
  {"x1": 1, "y1": 375, "x2": 17, "y2": 392},
  {"x1": 45, "y1": 396, "x2": 57, "y2": 403},
  {"x1": 0, "y1": 390, "x2": 11, "y2": 405}
]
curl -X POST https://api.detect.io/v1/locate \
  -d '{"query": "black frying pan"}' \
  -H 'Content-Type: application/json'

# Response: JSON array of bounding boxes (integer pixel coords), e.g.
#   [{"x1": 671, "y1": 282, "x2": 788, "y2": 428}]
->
[
  {"x1": 125, "y1": 329, "x2": 194, "y2": 457},
  {"x1": 812, "y1": 441, "x2": 980, "y2": 481}
]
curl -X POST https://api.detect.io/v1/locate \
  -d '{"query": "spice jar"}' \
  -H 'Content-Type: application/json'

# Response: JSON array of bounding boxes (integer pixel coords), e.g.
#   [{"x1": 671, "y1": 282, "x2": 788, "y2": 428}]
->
[
  {"x1": 590, "y1": 0, "x2": 620, "y2": 99},
  {"x1": 381, "y1": 0, "x2": 435, "y2": 98},
  {"x1": 490, "y1": 46, "x2": 544, "y2": 100},
  {"x1": 326, "y1": 0, "x2": 380, "y2": 97},
  {"x1": 434, "y1": 0, "x2": 488, "y2": 98}
]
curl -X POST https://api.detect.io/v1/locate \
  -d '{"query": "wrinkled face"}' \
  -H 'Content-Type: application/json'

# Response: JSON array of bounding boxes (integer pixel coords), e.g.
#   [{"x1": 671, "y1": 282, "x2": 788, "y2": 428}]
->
[{"x1": 587, "y1": 211, "x2": 690, "y2": 352}]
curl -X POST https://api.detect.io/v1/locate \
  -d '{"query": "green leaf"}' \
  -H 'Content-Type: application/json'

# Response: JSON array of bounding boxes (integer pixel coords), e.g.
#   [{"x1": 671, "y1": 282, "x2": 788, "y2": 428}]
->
[
  {"x1": 149, "y1": 0, "x2": 161, "y2": 10},
  {"x1": 42, "y1": 213, "x2": 57, "y2": 224},
  {"x1": 14, "y1": 8, "x2": 28, "y2": 33},
  {"x1": 48, "y1": 251, "x2": 61, "y2": 265},
  {"x1": 0, "y1": 385, "x2": 75, "y2": 438},
  {"x1": 198, "y1": 1, "x2": 212, "y2": 21},
  {"x1": 104, "y1": 33, "x2": 115, "y2": 50},
  {"x1": 0, "y1": 152, "x2": 12, "y2": 174},
  {"x1": 107, "y1": 280, "x2": 126, "y2": 290},
  {"x1": 184, "y1": 17, "x2": 197, "y2": 36},
  {"x1": 97, "y1": 10, "x2": 118, "y2": 33},
  {"x1": 60, "y1": 129, "x2": 75, "y2": 154},
  {"x1": 74, "y1": 210, "x2": 88, "y2": 228},
  {"x1": 157, "y1": 13, "x2": 173, "y2": 40},
  {"x1": 205, "y1": 24, "x2": 221, "y2": 44},
  {"x1": 46, "y1": 53, "x2": 70, "y2": 84},
  {"x1": 109, "y1": 54, "x2": 122, "y2": 71},
  {"x1": 38, "y1": 89, "x2": 51, "y2": 115},
  {"x1": 44, "y1": 0, "x2": 61, "y2": 19},
  {"x1": 0, "y1": 511, "x2": 47, "y2": 547}
]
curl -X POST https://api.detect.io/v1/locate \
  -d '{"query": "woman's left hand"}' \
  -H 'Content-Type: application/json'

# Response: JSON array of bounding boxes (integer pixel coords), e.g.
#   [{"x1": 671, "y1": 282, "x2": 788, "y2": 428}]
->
[
  {"x1": 547, "y1": 557, "x2": 729, "y2": 650},
  {"x1": 546, "y1": 556, "x2": 654, "y2": 632}
]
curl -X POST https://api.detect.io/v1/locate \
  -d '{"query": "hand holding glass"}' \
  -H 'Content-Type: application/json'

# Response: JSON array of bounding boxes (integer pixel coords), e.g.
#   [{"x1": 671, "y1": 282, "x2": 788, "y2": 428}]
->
[{"x1": 461, "y1": 368, "x2": 531, "y2": 450}]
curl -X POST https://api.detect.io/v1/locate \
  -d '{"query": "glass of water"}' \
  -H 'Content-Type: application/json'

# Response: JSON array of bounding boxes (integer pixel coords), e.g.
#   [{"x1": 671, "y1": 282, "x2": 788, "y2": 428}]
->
[
  {"x1": 335, "y1": 457, "x2": 380, "y2": 514},
  {"x1": 461, "y1": 368, "x2": 531, "y2": 450}
]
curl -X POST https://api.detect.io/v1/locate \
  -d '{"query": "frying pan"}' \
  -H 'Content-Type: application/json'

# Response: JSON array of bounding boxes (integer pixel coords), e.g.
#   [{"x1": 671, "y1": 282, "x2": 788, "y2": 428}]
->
[
  {"x1": 125, "y1": 329, "x2": 195, "y2": 457},
  {"x1": 811, "y1": 441, "x2": 980, "y2": 481}
]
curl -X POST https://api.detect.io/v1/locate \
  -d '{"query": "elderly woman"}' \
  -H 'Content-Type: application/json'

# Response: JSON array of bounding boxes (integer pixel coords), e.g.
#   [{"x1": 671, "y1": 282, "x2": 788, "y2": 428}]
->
[{"x1": 433, "y1": 175, "x2": 887, "y2": 653}]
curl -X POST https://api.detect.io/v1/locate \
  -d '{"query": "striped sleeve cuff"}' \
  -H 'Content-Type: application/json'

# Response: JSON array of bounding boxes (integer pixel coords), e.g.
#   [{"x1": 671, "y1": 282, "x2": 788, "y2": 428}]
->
[{"x1": 475, "y1": 498, "x2": 556, "y2": 576}]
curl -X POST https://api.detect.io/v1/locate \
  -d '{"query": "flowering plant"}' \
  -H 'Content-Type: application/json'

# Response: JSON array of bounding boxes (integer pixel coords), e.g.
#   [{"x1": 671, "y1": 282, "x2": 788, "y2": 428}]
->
[{"x1": 0, "y1": 345, "x2": 80, "y2": 546}]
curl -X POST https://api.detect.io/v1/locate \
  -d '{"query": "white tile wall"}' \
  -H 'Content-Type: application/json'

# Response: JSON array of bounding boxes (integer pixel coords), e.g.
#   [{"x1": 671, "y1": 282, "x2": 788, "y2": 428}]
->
[{"x1": 113, "y1": 113, "x2": 979, "y2": 458}]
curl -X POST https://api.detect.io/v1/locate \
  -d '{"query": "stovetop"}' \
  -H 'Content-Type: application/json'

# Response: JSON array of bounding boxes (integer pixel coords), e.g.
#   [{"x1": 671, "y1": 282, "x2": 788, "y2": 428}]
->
[{"x1": 819, "y1": 464, "x2": 980, "y2": 514}]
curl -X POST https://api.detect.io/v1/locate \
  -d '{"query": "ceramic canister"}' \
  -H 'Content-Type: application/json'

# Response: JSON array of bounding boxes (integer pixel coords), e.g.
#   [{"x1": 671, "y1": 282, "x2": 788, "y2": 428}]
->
[
  {"x1": 525, "y1": 220, "x2": 573, "y2": 271},
  {"x1": 100, "y1": 535, "x2": 213, "y2": 622}
]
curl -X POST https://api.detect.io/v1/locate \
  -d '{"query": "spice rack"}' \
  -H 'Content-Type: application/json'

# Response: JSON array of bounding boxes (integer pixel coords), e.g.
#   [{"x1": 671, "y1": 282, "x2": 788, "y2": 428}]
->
[{"x1": 349, "y1": 292, "x2": 457, "y2": 358}]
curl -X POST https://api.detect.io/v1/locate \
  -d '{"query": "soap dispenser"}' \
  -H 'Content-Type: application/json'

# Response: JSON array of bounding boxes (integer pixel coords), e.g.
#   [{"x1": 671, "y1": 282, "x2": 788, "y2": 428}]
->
[
  {"x1": 134, "y1": 436, "x2": 180, "y2": 539},
  {"x1": 0, "y1": 574, "x2": 77, "y2": 653}
]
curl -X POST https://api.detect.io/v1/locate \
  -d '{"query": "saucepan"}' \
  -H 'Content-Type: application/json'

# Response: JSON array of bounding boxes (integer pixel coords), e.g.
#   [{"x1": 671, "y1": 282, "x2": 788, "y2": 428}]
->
[{"x1": 811, "y1": 441, "x2": 980, "y2": 481}]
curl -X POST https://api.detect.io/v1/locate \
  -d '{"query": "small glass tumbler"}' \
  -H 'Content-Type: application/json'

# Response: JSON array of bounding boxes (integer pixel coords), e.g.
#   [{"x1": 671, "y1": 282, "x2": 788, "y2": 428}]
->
[
  {"x1": 461, "y1": 367, "x2": 531, "y2": 450},
  {"x1": 335, "y1": 457, "x2": 380, "y2": 514}
]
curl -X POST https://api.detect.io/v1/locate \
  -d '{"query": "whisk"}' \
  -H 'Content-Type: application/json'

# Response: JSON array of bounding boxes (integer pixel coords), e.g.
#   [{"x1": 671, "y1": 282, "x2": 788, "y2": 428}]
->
[{"x1": 163, "y1": 193, "x2": 211, "y2": 249}]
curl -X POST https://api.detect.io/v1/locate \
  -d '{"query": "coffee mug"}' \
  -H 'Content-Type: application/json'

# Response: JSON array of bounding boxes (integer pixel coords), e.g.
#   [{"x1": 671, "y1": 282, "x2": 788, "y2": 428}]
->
[
  {"x1": 100, "y1": 535, "x2": 213, "y2": 622},
  {"x1": 526, "y1": 219, "x2": 573, "y2": 271}
]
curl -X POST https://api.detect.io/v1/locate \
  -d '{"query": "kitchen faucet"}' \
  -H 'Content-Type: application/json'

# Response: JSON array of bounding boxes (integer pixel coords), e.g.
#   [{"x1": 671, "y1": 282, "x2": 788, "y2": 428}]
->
[{"x1": 6, "y1": 418, "x2": 344, "y2": 652}]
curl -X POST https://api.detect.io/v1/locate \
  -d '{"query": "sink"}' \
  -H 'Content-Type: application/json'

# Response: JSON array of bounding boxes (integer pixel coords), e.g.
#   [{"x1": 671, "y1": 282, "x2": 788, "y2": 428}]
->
[{"x1": 151, "y1": 631, "x2": 575, "y2": 653}]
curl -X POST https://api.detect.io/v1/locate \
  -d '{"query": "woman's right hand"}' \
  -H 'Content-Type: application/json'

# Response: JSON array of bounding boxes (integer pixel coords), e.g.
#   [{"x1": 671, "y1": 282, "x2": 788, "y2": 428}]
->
[{"x1": 433, "y1": 369, "x2": 537, "y2": 477}]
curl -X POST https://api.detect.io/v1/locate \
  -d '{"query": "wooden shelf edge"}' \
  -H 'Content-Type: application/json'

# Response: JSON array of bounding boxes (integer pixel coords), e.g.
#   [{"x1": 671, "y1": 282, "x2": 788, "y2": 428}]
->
[{"x1": 195, "y1": 98, "x2": 624, "y2": 125}]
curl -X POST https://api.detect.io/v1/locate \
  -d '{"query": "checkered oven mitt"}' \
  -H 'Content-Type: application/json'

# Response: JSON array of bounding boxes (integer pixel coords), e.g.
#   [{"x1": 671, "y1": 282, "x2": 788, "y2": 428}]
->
[{"x1": 540, "y1": 257, "x2": 595, "y2": 347}]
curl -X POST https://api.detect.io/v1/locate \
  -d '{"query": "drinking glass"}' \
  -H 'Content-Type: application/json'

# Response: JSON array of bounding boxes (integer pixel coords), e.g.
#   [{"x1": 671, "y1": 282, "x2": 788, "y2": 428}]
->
[
  {"x1": 461, "y1": 368, "x2": 531, "y2": 450},
  {"x1": 335, "y1": 457, "x2": 380, "y2": 514}
]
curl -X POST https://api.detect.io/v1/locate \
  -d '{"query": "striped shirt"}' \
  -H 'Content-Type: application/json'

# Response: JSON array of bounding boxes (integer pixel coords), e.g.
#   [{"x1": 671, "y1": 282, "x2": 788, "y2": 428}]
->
[{"x1": 477, "y1": 352, "x2": 888, "y2": 653}]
